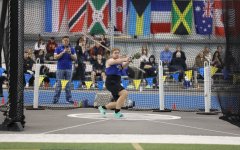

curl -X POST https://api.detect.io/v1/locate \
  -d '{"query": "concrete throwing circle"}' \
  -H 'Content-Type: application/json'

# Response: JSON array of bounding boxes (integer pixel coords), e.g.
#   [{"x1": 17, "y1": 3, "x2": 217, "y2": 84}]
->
[{"x1": 68, "y1": 113, "x2": 181, "y2": 121}]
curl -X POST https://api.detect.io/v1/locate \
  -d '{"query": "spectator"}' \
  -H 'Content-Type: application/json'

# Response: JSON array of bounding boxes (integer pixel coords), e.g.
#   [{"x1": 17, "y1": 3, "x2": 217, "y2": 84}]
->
[
  {"x1": 34, "y1": 37, "x2": 46, "y2": 63},
  {"x1": 160, "y1": 45, "x2": 172, "y2": 66},
  {"x1": 143, "y1": 55, "x2": 158, "y2": 84},
  {"x1": 89, "y1": 39, "x2": 105, "y2": 64},
  {"x1": 46, "y1": 37, "x2": 58, "y2": 61},
  {"x1": 100, "y1": 34, "x2": 110, "y2": 51},
  {"x1": 105, "y1": 50, "x2": 111, "y2": 60},
  {"x1": 212, "y1": 45, "x2": 224, "y2": 70},
  {"x1": 203, "y1": 46, "x2": 212, "y2": 62},
  {"x1": 169, "y1": 45, "x2": 187, "y2": 81},
  {"x1": 194, "y1": 51, "x2": 208, "y2": 68},
  {"x1": 74, "y1": 37, "x2": 89, "y2": 85},
  {"x1": 91, "y1": 54, "x2": 106, "y2": 88},
  {"x1": 170, "y1": 45, "x2": 187, "y2": 71},
  {"x1": 139, "y1": 45, "x2": 149, "y2": 64},
  {"x1": 52, "y1": 36, "x2": 77, "y2": 104},
  {"x1": 23, "y1": 48, "x2": 35, "y2": 86}
]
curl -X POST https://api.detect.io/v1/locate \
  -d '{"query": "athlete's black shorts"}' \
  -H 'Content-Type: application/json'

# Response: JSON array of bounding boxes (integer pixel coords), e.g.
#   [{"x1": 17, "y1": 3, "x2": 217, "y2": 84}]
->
[{"x1": 105, "y1": 75, "x2": 124, "y2": 101}]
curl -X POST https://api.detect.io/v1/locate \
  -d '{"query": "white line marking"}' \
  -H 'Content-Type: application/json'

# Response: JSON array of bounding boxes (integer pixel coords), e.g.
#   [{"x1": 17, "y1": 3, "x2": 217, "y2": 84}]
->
[
  {"x1": 0, "y1": 134, "x2": 240, "y2": 145},
  {"x1": 41, "y1": 119, "x2": 108, "y2": 134},
  {"x1": 132, "y1": 143, "x2": 144, "y2": 150},
  {"x1": 67, "y1": 113, "x2": 181, "y2": 121},
  {"x1": 150, "y1": 120, "x2": 240, "y2": 136}
]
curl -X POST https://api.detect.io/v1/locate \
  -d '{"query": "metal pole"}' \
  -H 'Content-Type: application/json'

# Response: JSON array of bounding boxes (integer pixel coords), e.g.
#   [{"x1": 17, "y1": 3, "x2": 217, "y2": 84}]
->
[
  {"x1": 33, "y1": 59, "x2": 40, "y2": 109},
  {"x1": 110, "y1": 0, "x2": 115, "y2": 50},
  {"x1": 159, "y1": 60, "x2": 164, "y2": 110},
  {"x1": 204, "y1": 61, "x2": 210, "y2": 113}
]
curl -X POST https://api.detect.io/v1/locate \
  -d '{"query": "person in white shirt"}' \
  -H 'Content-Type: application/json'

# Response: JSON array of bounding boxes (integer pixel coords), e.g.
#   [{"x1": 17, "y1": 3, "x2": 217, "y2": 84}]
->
[
  {"x1": 203, "y1": 46, "x2": 212, "y2": 63},
  {"x1": 34, "y1": 37, "x2": 46, "y2": 63}
]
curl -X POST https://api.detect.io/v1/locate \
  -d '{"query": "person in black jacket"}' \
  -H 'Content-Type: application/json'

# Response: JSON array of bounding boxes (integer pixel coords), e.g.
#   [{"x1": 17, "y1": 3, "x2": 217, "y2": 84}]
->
[
  {"x1": 74, "y1": 37, "x2": 89, "y2": 86},
  {"x1": 169, "y1": 45, "x2": 187, "y2": 81}
]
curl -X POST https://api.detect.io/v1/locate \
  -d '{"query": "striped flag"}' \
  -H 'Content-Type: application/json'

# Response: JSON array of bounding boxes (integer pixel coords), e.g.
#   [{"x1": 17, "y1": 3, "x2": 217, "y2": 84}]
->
[
  {"x1": 87, "y1": 0, "x2": 109, "y2": 35},
  {"x1": 110, "y1": 0, "x2": 127, "y2": 32},
  {"x1": 128, "y1": 0, "x2": 151, "y2": 36},
  {"x1": 67, "y1": 0, "x2": 87, "y2": 32},
  {"x1": 45, "y1": 0, "x2": 67, "y2": 32},
  {"x1": 151, "y1": 0, "x2": 172, "y2": 34},
  {"x1": 213, "y1": 0, "x2": 225, "y2": 36},
  {"x1": 193, "y1": 0, "x2": 213, "y2": 35},
  {"x1": 172, "y1": 0, "x2": 193, "y2": 35}
]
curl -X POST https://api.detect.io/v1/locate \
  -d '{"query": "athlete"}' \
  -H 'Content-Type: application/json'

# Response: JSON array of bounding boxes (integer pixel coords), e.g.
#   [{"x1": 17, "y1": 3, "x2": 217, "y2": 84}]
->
[{"x1": 98, "y1": 48, "x2": 131, "y2": 118}]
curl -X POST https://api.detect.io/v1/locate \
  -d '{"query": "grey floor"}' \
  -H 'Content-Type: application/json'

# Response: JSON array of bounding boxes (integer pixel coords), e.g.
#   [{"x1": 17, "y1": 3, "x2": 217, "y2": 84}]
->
[{"x1": 0, "y1": 108, "x2": 239, "y2": 137}]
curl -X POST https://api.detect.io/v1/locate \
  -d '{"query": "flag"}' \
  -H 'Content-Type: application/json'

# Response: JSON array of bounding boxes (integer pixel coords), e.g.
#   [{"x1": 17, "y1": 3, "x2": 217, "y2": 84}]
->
[
  {"x1": 87, "y1": 0, "x2": 109, "y2": 35},
  {"x1": 128, "y1": 0, "x2": 151, "y2": 36},
  {"x1": 67, "y1": 0, "x2": 87, "y2": 32},
  {"x1": 45, "y1": 0, "x2": 67, "y2": 32},
  {"x1": 213, "y1": 0, "x2": 225, "y2": 36},
  {"x1": 193, "y1": 0, "x2": 213, "y2": 35},
  {"x1": 172, "y1": 0, "x2": 193, "y2": 35},
  {"x1": 151, "y1": 0, "x2": 172, "y2": 33},
  {"x1": 224, "y1": 1, "x2": 240, "y2": 38},
  {"x1": 110, "y1": 0, "x2": 127, "y2": 32}
]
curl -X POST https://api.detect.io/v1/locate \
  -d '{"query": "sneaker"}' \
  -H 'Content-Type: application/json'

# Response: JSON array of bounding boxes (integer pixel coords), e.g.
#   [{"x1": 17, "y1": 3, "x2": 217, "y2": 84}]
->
[
  {"x1": 114, "y1": 112, "x2": 124, "y2": 118},
  {"x1": 98, "y1": 106, "x2": 106, "y2": 117},
  {"x1": 66, "y1": 100, "x2": 74, "y2": 104}
]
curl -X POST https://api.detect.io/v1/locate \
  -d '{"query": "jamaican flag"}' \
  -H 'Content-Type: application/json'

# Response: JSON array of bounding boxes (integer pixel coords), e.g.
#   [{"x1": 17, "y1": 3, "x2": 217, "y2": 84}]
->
[{"x1": 172, "y1": 0, "x2": 193, "y2": 35}]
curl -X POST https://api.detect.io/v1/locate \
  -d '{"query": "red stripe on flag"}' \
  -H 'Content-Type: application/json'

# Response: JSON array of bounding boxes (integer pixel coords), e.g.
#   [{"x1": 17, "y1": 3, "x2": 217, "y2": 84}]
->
[
  {"x1": 102, "y1": 3, "x2": 109, "y2": 28},
  {"x1": 214, "y1": 0, "x2": 225, "y2": 36},
  {"x1": 87, "y1": 3, "x2": 93, "y2": 28},
  {"x1": 116, "y1": 0, "x2": 123, "y2": 32},
  {"x1": 151, "y1": 23, "x2": 171, "y2": 33},
  {"x1": 214, "y1": 0, "x2": 222, "y2": 9},
  {"x1": 67, "y1": 0, "x2": 86, "y2": 32},
  {"x1": 59, "y1": 0, "x2": 67, "y2": 30},
  {"x1": 215, "y1": 27, "x2": 224, "y2": 36}
]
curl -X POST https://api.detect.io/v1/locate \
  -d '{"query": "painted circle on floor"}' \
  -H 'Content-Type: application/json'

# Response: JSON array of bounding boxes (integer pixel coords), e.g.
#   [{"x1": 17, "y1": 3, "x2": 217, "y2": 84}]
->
[{"x1": 68, "y1": 113, "x2": 181, "y2": 120}]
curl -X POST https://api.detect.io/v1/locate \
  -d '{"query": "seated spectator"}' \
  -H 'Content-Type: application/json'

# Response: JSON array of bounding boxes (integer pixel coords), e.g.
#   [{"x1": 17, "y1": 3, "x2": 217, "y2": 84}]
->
[
  {"x1": 34, "y1": 37, "x2": 46, "y2": 63},
  {"x1": 143, "y1": 55, "x2": 158, "y2": 84},
  {"x1": 46, "y1": 37, "x2": 57, "y2": 61},
  {"x1": 24, "y1": 48, "x2": 35, "y2": 86},
  {"x1": 91, "y1": 54, "x2": 106, "y2": 88},
  {"x1": 212, "y1": 45, "x2": 224, "y2": 70},
  {"x1": 160, "y1": 45, "x2": 172, "y2": 66},
  {"x1": 105, "y1": 50, "x2": 111, "y2": 60},
  {"x1": 139, "y1": 45, "x2": 149, "y2": 63},
  {"x1": 203, "y1": 46, "x2": 212, "y2": 63},
  {"x1": 194, "y1": 51, "x2": 208, "y2": 68},
  {"x1": 100, "y1": 34, "x2": 110, "y2": 50},
  {"x1": 169, "y1": 45, "x2": 187, "y2": 81},
  {"x1": 89, "y1": 39, "x2": 105, "y2": 64}
]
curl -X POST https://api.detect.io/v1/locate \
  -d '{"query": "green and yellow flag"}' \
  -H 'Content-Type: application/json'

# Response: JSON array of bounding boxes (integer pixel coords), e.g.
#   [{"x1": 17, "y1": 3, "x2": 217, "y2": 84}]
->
[{"x1": 172, "y1": 0, "x2": 193, "y2": 35}]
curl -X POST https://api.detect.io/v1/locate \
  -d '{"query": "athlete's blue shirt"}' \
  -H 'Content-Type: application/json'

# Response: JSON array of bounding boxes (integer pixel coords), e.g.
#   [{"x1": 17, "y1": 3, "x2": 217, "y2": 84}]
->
[
  {"x1": 54, "y1": 45, "x2": 76, "y2": 70},
  {"x1": 105, "y1": 64, "x2": 123, "y2": 76}
]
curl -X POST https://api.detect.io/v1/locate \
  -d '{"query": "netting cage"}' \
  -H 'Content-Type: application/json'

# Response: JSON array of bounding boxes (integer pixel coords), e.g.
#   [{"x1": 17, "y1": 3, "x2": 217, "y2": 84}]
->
[{"x1": 2, "y1": 0, "x2": 239, "y2": 130}]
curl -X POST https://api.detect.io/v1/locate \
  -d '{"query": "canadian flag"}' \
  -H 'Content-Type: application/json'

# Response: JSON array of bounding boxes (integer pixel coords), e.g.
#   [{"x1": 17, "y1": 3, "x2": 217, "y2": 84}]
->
[{"x1": 213, "y1": 0, "x2": 225, "y2": 36}]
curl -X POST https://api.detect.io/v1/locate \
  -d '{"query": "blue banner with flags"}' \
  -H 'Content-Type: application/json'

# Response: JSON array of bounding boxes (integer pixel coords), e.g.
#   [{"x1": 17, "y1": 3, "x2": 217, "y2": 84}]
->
[
  {"x1": 97, "y1": 81, "x2": 104, "y2": 90},
  {"x1": 198, "y1": 67, "x2": 204, "y2": 78},
  {"x1": 24, "y1": 73, "x2": 32, "y2": 84},
  {"x1": 171, "y1": 72, "x2": 179, "y2": 82},
  {"x1": 122, "y1": 79, "x2": 129, "y2": 89},
  {"x1": 146, "y1": 77, "x2": 153, "y2": 86}
]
